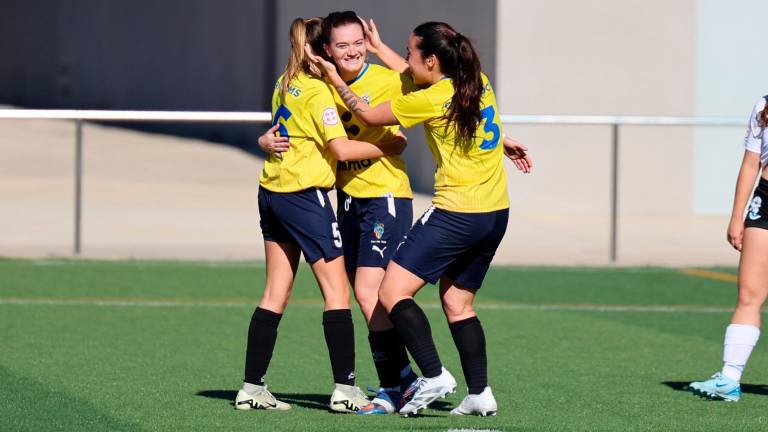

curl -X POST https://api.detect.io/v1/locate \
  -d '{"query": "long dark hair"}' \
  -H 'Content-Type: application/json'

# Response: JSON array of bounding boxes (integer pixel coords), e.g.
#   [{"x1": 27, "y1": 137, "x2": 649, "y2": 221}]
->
[
  {"x1": 280, "y1": 17, "x2": 324, "y2": 97},
  {"x1": 759, "y1": 98, "x2": 768, "y2": 129},
  {"x1": 412, "y1": 22, "x2": 483, "y2": 146}
]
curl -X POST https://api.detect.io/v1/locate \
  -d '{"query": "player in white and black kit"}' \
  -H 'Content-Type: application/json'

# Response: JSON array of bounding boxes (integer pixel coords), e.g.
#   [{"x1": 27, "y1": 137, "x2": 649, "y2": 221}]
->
[{"x1": 690, "y1": 95, "x2": 768, "y2": 401}]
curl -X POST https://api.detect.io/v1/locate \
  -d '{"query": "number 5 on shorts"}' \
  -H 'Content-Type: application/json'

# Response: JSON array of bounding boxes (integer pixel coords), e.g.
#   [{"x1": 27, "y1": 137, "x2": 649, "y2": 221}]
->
[{"x1": 331, "y1": 222, "x2": 342, "y2": 248}]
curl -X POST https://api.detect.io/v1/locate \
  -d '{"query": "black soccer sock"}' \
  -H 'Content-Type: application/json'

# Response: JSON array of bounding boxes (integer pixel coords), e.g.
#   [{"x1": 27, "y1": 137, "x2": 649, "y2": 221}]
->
[
  {"x1": 449, "y1": 316, "x2": 488, "y2": 395},
  {"x1": 244, "y1": 307, "x2": 283, "y2": 385},
  {"x1": 388, "y1": 298, "x2": 442, "y2": 379},
  {"x1": 368, "y1": 328, "x2": 411, "y2": 388},
  {"x1": 323, "y1": 309, "x2": 356, "y2": 386}
]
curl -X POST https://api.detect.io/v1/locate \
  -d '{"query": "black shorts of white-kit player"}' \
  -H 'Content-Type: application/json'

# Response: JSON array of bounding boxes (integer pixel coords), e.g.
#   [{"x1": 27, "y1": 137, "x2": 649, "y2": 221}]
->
[
  {"x1": 336, "y1": 190, "x2": 413, "y2": 275},
  {"x1": 392, "y1": 205, "x2": 509, "y2": 290},
  {"x1": 258, "y1": 186, "x2": 343, "y2": 263},
  {"x1": 745, "y1": 177, "x2": 768, "y2": 230}
]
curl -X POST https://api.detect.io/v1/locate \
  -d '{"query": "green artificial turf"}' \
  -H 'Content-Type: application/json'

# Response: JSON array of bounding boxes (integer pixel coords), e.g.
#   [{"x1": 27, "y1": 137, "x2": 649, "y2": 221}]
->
[{"x1": 1, "y1": 258, "x2": 766, "y2": 431}]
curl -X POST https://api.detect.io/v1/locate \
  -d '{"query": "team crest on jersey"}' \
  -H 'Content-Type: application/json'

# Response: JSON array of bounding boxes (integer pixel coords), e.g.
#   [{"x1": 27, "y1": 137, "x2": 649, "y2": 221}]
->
[
  {"x1": 323, "y1": 108, "x2": 339, "y2": 125},
  {"x1": 361, "y1": 94, "x2": 371, "y2": 104},
  {"x1": 373, "y1": 221, "x2": 385, "y2": 240},
  {"x1": 748, "y1": 196, "x2": 763, "y2": 220}
]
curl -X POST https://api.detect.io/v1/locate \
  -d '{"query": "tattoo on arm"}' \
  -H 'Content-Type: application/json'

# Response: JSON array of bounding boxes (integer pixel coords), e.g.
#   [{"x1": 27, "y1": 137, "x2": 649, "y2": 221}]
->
[{"x1": 336, "y1": 85, "x2": 368, "y2": 113}]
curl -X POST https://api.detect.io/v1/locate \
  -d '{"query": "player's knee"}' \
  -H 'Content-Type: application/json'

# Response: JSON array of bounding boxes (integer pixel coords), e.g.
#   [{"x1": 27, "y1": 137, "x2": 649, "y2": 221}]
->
[
  {"x1": 441, "y1": 298, "x2": 474, "y2": 321},
  {"x1": 736, "y1": 282, "x2": 768, "y2": 309},
  {"x1": 354, "y1": 284, "x2": 378, "y2": 309},
  {"x1": 260, "y1": 285, "x2": 292, "y2": 313},
  {"x1": 316, "y1": 279, "x2": 349, "y2": 309},
  {"x1": 378, "y1": 286, "x2": 400, "y2": 312}
]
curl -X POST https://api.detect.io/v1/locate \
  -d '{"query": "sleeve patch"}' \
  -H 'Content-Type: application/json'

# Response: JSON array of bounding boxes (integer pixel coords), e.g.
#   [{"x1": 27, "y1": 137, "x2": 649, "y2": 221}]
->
[{"x1": 323, "y1": 108, "x2": 339, "y2": 126}]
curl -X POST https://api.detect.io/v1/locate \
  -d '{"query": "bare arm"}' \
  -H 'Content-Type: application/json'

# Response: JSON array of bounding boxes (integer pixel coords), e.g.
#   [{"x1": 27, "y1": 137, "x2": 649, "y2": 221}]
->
[
  {"x1": 328, "y1": 134, "x2": 406, "y2": 162},
  {"x1": 728, "y1": 150, "x2": 761, "y2": 251},
  {"x1": 359, "y1": 17, "x2": 409, "y2": 73}
]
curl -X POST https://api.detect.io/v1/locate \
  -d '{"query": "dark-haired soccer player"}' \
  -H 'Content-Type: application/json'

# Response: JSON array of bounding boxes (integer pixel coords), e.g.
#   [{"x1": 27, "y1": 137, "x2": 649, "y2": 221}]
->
[{"x1": 308, "y1": 20, "x2": 532, "y2": 416}]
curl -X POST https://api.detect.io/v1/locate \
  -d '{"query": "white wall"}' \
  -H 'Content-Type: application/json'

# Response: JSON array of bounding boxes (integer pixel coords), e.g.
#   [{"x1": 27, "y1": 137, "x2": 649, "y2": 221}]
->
[{"x1": 694, "y1": 0, "x2": 768, "y2": 214}]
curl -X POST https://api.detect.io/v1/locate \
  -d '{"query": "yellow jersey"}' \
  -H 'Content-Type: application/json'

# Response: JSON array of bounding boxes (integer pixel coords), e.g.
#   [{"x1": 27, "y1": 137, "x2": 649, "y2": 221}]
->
[
  {"x1": 259, "y1": 71, "x2": 347, "y2": 192},
  {"x1": 391, "y1": 74, "x2": 509, "y2": 213},
  {"x1": 332, "y1": 63, "x2": 413, "y2": 199}
]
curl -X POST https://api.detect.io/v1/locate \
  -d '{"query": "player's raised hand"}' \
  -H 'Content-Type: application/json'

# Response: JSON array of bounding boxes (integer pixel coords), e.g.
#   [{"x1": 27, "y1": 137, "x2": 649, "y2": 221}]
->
[
  {"x1": 503, "y1": 135, "x2": 533, "y2": 173},
  {"x1": 304, "y1": 44, "x2": 338, "y2": 80},
  {"x1": 259, "y1": 124, "x2": 290, "y2": 158},
  {"x1": 358, "y1": 17, "x2": 381, "y2": 53}
]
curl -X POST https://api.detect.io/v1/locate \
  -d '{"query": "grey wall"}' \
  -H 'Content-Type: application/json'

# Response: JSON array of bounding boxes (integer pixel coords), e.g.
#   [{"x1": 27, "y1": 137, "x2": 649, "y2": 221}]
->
[
  {"x1": 0, "y1": 0, "x2": 496, "y2": 192},
  {"x1": 275, "y1": 0, "x2": 497, "y2": 192},
  {"x1": 0, "y1": 0, "x2": 277, "y2": 149}
]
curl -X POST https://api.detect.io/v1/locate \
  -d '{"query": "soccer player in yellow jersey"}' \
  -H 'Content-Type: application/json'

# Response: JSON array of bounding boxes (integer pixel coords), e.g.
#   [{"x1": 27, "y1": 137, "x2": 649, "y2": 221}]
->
[
  {"x1": 319, "y1": 11, "x2": 419, "y2": 415},
  {"x1": 308, "y1": 20, "x2": 532, "y2": 416},
  {"x1": 235, "y1": 17, "x2": 406, "y2": 414}
]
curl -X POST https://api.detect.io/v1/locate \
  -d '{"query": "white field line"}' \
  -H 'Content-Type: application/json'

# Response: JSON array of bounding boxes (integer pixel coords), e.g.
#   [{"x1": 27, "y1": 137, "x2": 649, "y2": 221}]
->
[
  {"x1": 0, "y1": 297, "x2": 735, "y2": 314},
  {"x1": 25, "y1": 259, "x2": 266, "y2": 268}
]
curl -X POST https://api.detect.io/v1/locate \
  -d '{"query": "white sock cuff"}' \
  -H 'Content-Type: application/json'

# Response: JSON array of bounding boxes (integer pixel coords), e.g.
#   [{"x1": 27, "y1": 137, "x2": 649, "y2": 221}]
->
[{"x1": 724, "y1": 324, "x2": 760, "y2": 345}]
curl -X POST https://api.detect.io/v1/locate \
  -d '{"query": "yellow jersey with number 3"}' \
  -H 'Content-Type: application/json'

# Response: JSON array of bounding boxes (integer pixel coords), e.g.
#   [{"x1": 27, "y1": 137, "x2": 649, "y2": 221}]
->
[
  {"x1": 259, "y1": 71, "x2": 347, "y2": 193},
  {"x1": 331, "y1": 64, "x2": 413, "y2": 199},
  {"x1": 391, "y1": 74, "x2": 508, "y2": 212}
]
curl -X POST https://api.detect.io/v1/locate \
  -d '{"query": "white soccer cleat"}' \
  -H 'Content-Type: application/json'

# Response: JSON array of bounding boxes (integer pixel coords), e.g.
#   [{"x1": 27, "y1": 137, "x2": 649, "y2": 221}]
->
[
  {"x1": 329, "y1": 384, "x2": 370, "y2": 413},
  {"x1": 398, "y1": 367, "x2": 457, "y2": 417},
  {"x1": 450, "y1": 386, "x2": 498, "y2": 416},
  {"x1": 234, "y1": 385, "x2": 291, "y2": 411}
]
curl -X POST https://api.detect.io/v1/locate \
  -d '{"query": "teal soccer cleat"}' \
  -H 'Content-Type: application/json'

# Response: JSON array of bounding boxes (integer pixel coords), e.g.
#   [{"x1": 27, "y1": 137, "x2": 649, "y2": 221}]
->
[
  {"x1": 689, "y1": 372, "x2": 741, "y2": 402},
  {"x1": 356, "y1": 389, "x2": 402, "y2": 415}
]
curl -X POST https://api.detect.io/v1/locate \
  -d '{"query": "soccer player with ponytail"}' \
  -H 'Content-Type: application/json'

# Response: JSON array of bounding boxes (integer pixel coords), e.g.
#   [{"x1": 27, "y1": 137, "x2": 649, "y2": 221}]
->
[
  {"x1": 308, "y1": 21, "x2": 532, "y2": 416},
  {"x1": 689, "y1": 95, "x2": 768, "y2": 402},
  {"x1": 235, "y1": 17, "x2": 405, "y2": 413}
]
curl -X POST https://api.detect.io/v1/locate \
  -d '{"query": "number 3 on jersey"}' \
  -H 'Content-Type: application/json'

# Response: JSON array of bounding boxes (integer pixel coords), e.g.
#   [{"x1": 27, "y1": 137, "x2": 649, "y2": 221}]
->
[
  {"x1": 273, "y1": 105, "x2": 292, "y2": 137},
  {"x1": 479, "y1": 106, "x2": 500, "y2": 150}
]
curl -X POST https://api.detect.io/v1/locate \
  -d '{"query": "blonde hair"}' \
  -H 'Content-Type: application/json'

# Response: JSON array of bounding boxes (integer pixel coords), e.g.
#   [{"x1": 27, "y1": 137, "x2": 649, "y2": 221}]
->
[{"x1": 280, "y1": 17, "x2": 324, "y2": 97}]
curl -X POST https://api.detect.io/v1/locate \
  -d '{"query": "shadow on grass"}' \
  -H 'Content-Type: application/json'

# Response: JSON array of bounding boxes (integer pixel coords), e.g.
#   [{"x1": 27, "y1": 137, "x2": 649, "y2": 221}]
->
[
  {"x1": 197, "y1": 390, "x2": 237, "y2": 407},
  {"x1": 662, "y1": 381, "x2": 768, "y2": 396},
  {"x1": 195, "y1": 389, "x2": 453, "y2": 413}
]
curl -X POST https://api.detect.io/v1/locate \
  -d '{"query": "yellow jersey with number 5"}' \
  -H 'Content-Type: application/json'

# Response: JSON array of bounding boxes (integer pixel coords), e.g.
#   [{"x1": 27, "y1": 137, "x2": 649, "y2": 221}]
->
[
  {"x1": 391, "y1": 74, "x2": 508, "y2": 212},
  {"x1": 259, "y1": 71, "x2": 347, "y2": 193},
  {"x1": 331, "y1": 64, "x2": 413, "y2": 199}
]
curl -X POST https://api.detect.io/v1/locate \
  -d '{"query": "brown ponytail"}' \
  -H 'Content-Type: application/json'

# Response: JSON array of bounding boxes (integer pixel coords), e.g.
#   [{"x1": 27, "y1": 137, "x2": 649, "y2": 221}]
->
[
  {"x1": 412, "y1": 22, "x2": 483, "y2": 147},
  {"x1": 759, "y1": 104, "x2": 768, "y2": 129},
  {"x1": 280, "y1": 17, "x2": 324, "y2": 97}
]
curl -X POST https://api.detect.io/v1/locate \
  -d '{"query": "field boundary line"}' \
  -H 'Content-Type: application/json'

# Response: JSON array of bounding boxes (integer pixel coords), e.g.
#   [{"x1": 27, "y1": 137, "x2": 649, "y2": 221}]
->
[
  {"x1": 679, "y1": 268, "x2": 738, "y2": 283},
  {"x1": 0, "y1": 297, "x2": 736, "y2": 314}
]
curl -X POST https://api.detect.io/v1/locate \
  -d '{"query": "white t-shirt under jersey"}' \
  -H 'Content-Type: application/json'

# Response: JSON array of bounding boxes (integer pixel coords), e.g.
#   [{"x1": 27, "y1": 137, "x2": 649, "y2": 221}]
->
[{"x1": 744, "y1": 95, "x2": 768, "y2": 167}]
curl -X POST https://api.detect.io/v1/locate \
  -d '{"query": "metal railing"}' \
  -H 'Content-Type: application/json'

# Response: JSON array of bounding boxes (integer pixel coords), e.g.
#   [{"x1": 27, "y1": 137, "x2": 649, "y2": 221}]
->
[{"x1": 0, "y1": 109, "x2": 746, "y2": 262}]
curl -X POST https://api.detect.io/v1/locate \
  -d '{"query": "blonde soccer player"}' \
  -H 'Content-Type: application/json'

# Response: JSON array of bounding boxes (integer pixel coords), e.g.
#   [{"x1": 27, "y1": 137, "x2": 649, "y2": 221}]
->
[
  {"x1": 308, "y1": 21, "x2": 532, "y2": 416},
  {"x1": 235, "y1": 17, "x2": 405, "y2": 413},
  {"x1": 689, "y1": 95, "x2": 768, "y2": 402},
  {"x1": 259, "y1": 11, "x2": 419, "y2": 415}
]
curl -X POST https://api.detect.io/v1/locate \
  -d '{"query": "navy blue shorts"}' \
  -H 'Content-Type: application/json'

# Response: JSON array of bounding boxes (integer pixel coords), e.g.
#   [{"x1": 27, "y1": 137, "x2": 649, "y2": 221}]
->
[
  {"x1": 392, "y1": 206, "x2": 509, "y2": 290},
  {"x1": 258, "y1": 187, "x2": 343, "y2": 263},
  {"x1": 337, "y1": 190, "x2": 413, "y2": 275}
]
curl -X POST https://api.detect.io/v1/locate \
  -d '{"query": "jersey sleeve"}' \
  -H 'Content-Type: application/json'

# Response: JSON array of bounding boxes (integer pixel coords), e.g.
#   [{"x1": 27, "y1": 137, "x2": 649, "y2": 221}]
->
[
  {"x1": 389, "y1": 72, "x2": 419, "y2": 99},
  {"x1": 391, "y1": 88, "x2": 438, "y2": 129},
  {"x1": 310, "y1": 87, "x2": 348, "y2": 144},
  {"x1": 744, "y1": 97, "x2": 766, "y2": 154}
]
